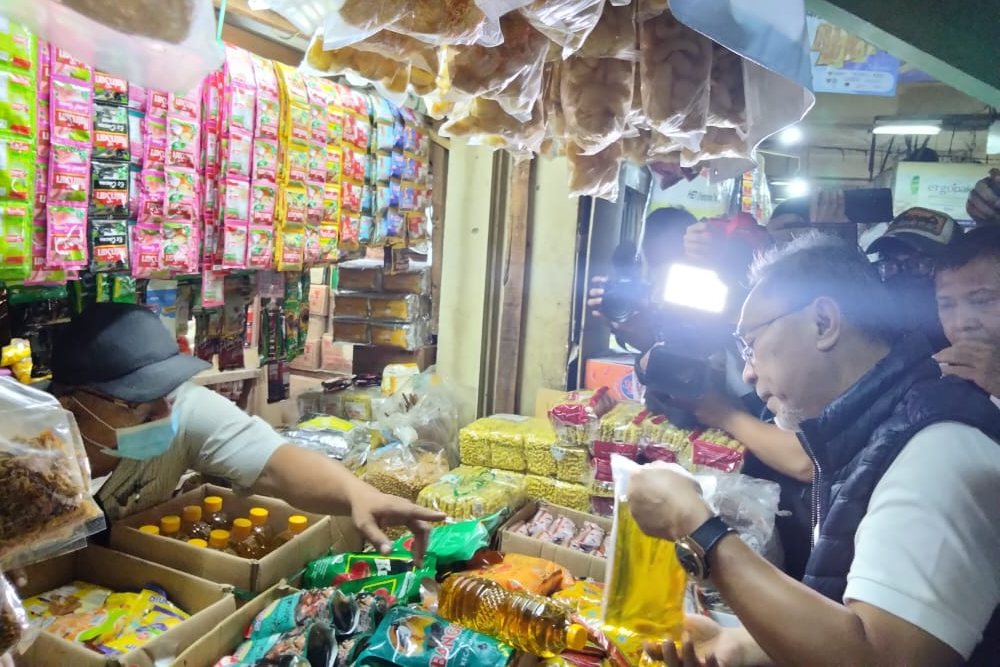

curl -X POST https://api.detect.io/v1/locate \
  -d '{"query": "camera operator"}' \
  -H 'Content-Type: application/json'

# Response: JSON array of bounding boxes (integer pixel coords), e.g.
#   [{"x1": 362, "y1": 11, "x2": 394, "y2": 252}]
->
[{"x1": 587, "y1": 206, "x2": 697, "y2": 352}]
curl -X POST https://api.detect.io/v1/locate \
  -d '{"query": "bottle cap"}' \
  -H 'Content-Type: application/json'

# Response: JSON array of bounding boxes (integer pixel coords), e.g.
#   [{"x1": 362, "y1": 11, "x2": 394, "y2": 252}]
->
[
  {"x1": 187, "y1": 539, "x2": 208, "y2": 548},
  {"x1": 249, "y1": 507, "x2": 269, "y2": 525},
  {"x1": 182, "y1": 505, "x2": 203, "y2": 522},
  {"x1": 232, "y1": 518, "x2": 252, "y2": 539},
  {"x1": 566, "y1": 624, "x2": 588, "y2": 651},
  {"x1": 160, "y1": 515, "x2": 181, "y2": 534},
  {"x1": 288, "y1": 515, "x2": 309, "y2": 532},
  {"x1": 138, "y1": 525, "x2": 160, "y2": 535},
  {"x1": 209, "y1": 529, "x2": 230, "y2": 548},
  {"x1": 204, "y1": 496, "x2": 223, "y2": 512}
]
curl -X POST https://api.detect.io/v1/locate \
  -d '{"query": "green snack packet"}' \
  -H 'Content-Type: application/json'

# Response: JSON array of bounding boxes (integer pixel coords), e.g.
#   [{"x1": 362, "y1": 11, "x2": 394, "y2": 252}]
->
[
  {"x1": 391, "y1": 509, "x2": 508, "y2": 568},
  {"x1": 0, "y1": 138, "x2": 35, "y2": 202},
  {"x1": 0, "y1": 21, "x2": 36, "y2": 72},
  {"x1": 249, "y1": 587, "x2": 380, "y2": 640},
  {"x1": 355, "y1": 605, "x2": 514, "y2": 667},
  {"x1": 231, "y1": 622, "x2": 337, "y2": 666},
  {"x1": 304, "y1": 552, "x2": 417, "y2": 589}
]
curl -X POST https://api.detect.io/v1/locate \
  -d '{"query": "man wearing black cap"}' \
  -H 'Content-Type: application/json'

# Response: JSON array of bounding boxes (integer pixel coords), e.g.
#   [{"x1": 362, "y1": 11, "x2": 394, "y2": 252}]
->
[
  {"x1": 866, "y1": 206, "x2": 961, "y2": 351},
  {"x1": 50, "y1": 303, "x2": 445, "y2": 556}
]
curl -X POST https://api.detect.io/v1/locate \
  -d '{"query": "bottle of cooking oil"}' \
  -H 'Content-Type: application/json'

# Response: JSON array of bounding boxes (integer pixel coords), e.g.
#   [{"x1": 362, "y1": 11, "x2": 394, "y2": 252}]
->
[
  {"x1": 271, "y1": 515, "x2": 309, "y2": 550},
  {"x1": 248, "y1": 507, "x2": 272, "y2": 549},
  {"x1": 181, "y1": 505, "x2": 212, "y2": 541},
  {"x1": 138, "y1": 525, "x2": 160, "y2": 536},
  {"x1": 436, "y1": 574, "x2": 588, "y2": 658},
  {"x1": 230, "y1": 518, "x2": 267, "y2": 559},
  {"x1": 208, "y1": 529, "x2": 234, "y2": 553},
  {"x1": 159, "y1": 515, "x2": 182, "y2": 540},
  {"x1": 203, "y1": 496, "x2": 230, "y2": 531}
]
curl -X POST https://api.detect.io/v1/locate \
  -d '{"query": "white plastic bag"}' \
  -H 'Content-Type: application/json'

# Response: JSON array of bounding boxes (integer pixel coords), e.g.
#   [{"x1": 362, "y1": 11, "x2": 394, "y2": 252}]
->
[{"x1": 0, "y1": 0, "x2": 223, "y2": 93}]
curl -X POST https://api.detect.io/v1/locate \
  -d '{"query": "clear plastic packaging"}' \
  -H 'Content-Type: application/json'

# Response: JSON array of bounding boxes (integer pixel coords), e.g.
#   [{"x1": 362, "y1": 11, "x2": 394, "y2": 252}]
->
[
  {"x1": 363, "y1": 442, "x2": 450, "y2": 502},
  {"x1": 371, "y1": 321, "x2": 427, "y2": 351},
  {"x1": 417, "y1": 466, "x2": 526, "y2": 520},
  {"x1": 381, "y1": 266, "x2": 430, "y2": 294},
  {"x1": 279, "y1": 414, "x2": 370, "y2": 468},
  {"x1": 368, "y1": 293, "x2": 423, "y2": 322},
  {"x1": 561, "y1": 56, "x2": 634, "y2": 155},
  {"x1": 333, "y1": 293, "x2": 370, "y2": 318},
  {"x1": 331, "y1": 318, "x2": 371, "y2": 345},
  {"x1": 439, "y1": 96, "x2": 546, "y2": 160},
  {"x1": 547, "y1": 388, "x2": 616, "y2": 447},
  {"x1": 304, "y1": 32, "x2": 401, "y2": 84},
  {"x1": 322, "y1": 0, "x2": 498, "y2": 50},
  {"x1": 525, "y1": 475, "x2": 590, "y2": 513},
  {"x1": 378, "y1": 378, "x2": 462, "y2": 466},
  {"x1": 520, "y1": 0, "x2": 605, "y2": 58},
  {"x1": 638, "y1": 10, "x2": 713, "y2": 150},
  {"x1": 337, "y1": 260, "x2": 383, "y2": 291},
  {"x1": 577, "y1": 2, "x2": 638, "y2": 60},
  {"x1": 0, "y1": 0, "x2": 223, "y2": 92},
  {"x1": 0, "y1": 379, "x2": 105, "y2": 569},
  {"x1": 707, "y1": 43, "x2": 747, "y2": 130},
  {"x1": 567, "y1": 141, "x2": 622, "y2": 201},
  {"x1": 0, "y1": 572, "x2": 31, "y2": 656},
  {"x1": 690, "y1": 428, "x2": 745, "y2": 473}
]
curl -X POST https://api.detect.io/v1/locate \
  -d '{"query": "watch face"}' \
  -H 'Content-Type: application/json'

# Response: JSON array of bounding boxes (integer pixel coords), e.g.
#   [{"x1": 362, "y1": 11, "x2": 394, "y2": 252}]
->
[{"x1": 675, "y1": 540, "x2": 705, "y2": 580}]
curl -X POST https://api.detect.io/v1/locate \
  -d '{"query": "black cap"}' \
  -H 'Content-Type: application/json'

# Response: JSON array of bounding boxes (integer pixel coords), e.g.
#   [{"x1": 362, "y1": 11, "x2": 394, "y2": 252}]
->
[{"x1": 52, "y1": 303, "x2": 211, "y2": 402}]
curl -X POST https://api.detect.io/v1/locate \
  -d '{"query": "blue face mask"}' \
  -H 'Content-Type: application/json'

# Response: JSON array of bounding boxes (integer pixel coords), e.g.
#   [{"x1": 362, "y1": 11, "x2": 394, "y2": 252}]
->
[{"x1": 73, "y1": 397, "x2": 177, "y2": 461}]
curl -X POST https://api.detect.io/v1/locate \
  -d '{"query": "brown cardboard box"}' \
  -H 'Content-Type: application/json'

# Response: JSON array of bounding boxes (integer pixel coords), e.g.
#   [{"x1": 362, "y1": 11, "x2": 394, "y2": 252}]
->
[
  {"x1": 499, "y1": 500, "x2": 610, "y2": 582},
  {"x1": 18, "y1": 546, "x2": 235, "y2": 667},
  {"x1": 290, "y1": 339, "x2": 321, "y2": 371},
  {"x1": 110, "y1": 485, "x2": 364, "y2": 594},
  {"x1": 174, "y1": 584, "x2": 295, "y2": 667},
  {"x1": 585, "y1": 356, "x2": 643, "y2": 401},
  {"x1": 308, "y1": 284, "x2": 331, "y2": 317},
  {"x1": 352, "y1": 344, "x2": 436, "y2": 375},
  {"x1": 306, "y1": 314, "x2": 328, "y2": 341},
  {"x1": 320, "y1": 334, "x2": 354, "y2": 374}
]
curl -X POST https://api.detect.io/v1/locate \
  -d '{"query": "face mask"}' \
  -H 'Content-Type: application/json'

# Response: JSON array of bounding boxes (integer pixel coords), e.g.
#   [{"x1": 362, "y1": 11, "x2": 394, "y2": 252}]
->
[{"x1": 73, "y1": 397, "x2": 177, "y2": 461}]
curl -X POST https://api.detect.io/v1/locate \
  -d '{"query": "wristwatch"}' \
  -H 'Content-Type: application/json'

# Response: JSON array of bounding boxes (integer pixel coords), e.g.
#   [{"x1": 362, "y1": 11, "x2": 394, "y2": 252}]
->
[{"x1": 675, "y1": 516, "x2": 736, "y2": 581}]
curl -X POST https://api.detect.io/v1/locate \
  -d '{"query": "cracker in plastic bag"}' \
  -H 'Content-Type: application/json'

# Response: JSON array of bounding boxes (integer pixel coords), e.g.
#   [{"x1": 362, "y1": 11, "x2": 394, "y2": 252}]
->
[
  {"x1": 417, "y1": 466, "x2": 525, "y2": 521},
  {"x1": 561, "y1": 56, "x2": 633, "y2": 155},
  {"x1": 0, "y1": 573, "x2": 30, "y2": 656},
  {"x1": 520, "y1": 0, "x2": 605, "y2": 58},
  {"x1": 363, "y1": 442, "x2": 450, "y2": 502},
  {"x1": 638, "y1": 10, "x2": 712, "y2": 150},
  {"x1": 578, "y1": 2, "x2": 638, "y2": 60},
  {"x1": 707, "y1": 43, "x2": 746, "y2": 130},
  {"x1": 439, "y1": 96, "x2": 545, "y2": 160},
  {"x1": 0, "y1": 379, "x2": 104, "y2": 569},
  {"x1": 567, "y1": 141, "x2": 622, "y2": 201}
]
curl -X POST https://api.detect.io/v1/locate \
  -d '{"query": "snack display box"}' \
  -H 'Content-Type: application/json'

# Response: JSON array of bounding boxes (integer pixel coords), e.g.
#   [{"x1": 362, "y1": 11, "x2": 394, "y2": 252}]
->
[
  {"x1": 110, "y1": 484, "x2": 363, "y2": 594},
  {"x1": 17, "y1": 546, "x2": 235, "y2": 667},
  {"x1": 499, "y1": 500, "x2": 612, "y2": 582}
]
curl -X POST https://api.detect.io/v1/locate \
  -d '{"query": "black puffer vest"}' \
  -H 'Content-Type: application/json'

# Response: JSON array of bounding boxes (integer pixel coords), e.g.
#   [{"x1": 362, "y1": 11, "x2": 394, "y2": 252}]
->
[{"x1": 798, "y1": 335, "x2": 1000, "y2": 665}]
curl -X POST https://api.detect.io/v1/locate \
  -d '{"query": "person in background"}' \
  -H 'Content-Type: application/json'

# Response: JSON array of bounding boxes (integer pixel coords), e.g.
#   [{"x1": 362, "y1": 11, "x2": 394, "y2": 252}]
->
[
  {"x1": 587, "y1": 206, "x2": 698, "y2": 352},
  {"x1": 50, "y1": 303, "x2": 445, "y2": 558},
  {"x1": 865, "y1": 206, "x2": 961, "y2": 351},
  {"x1": 966, "y1": 168, "x2": 1000, "y2": 226},
  {"x1": 631, "y1": 232, "x2": 1000, "y2": 667},
  {"x1": 934, "y1": 225, "x2": 1000, "y2": 404}
]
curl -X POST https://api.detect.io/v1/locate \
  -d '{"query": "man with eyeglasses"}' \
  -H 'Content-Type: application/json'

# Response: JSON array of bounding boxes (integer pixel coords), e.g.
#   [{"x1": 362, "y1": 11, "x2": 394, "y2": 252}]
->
[
  {"x1": 628, "y1": 233, "x2": 1000, "y2": 666},
  {"x1": 866, "y1": 206, "x2": 961, "y2": 351},
  {"x1": 49, "y1": 303, "x2": 445, "y2": 558}
]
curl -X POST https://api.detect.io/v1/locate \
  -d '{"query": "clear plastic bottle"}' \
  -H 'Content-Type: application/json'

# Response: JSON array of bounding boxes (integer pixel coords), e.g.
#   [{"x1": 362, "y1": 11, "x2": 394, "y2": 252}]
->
[
  {"x1": 159, "y1": 515, "x2": 182, "y2": 540},
  {"x1": 187, "y1": 538, "x2": 208, "y2": 548},
  {"x1": 271, "y1": 515, "x2": 309, "y2": 550},
  {"x1": 203, "y1": 496, "x2": 230, "y2": 531},
  {"x1": 230, "y1": 518, "x2": 267, "y2": 559},
  {"x1": 138, "y1": 525, "x2": 160, "y2": 536},
  {"x1": 436, "y1": 574, "x2": 588, "y2": 658},
  {"x1": 208, "y1": 529, "x2": 234, "y2": 553},
  {"x1": 181, "y1": 505, "x2": 212, "y2": 541},
  {"x1": 248, "y1": 507, "x2": 272, "y2": 549}
]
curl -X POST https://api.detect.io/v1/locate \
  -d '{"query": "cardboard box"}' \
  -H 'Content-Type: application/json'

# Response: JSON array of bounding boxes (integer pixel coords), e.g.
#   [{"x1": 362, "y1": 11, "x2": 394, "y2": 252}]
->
[
  {"x1": 289, "y1": 339, "x2": 321, "y2": 371},
  {"x1": 309, "y1": 266, "x2": 327, "y2": 286},
  {"x1": 352, "y1": 345, "x2": 436, "y2": 375},
  {"x1": 499, "y1": 500, "x2": 611, "y2": 582},
  {"x1": 174, "y1": 584, "x2": 294, "y2": 667},
  {"x1": 306, "y1": 314, "x2": 328, "y2": 341},
  {"x1": 320, "y1": 334, "x2": 354, "y2": 374},
  {"x1": 585, "y1": 355, "x2": 643, "y2": 401},
  {"x1": 111, "y1": 485, "x2": 363, "y2": 593},
  {"x1": 18, "y1": 546, "x2": 235, "y2": 667},
  {"x1": 308, "y1": 284, "x2": 331, "y2": 317}
]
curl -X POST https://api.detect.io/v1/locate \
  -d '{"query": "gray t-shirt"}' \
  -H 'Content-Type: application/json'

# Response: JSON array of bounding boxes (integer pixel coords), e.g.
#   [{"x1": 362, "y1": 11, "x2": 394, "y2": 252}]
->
[{"x1": 95, "y1": 382, "x2": 285, "y2": 521}]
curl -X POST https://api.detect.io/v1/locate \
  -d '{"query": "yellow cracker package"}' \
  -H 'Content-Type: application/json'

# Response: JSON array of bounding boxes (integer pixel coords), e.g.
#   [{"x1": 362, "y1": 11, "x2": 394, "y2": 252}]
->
[
  {"x1": 525, "y1": 475, "x2": 590, "y2": 513},
  {"x1": 417, "y1": 466, "x2": 525, "y2": 520},
  {"x1": 603, "y1": 455, "x2": 686, "y2": 663}
]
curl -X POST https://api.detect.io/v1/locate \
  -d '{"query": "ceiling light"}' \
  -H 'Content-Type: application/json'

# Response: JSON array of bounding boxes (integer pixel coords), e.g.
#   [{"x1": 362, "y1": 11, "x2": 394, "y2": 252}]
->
[
  {"x1": 787, "y1": 178, "x2": 810, "y2": 198},
  {"x1": 872, "y1": 121, "x2": 941, "y2": 136},
  {"x1": 778, "y1": 126, "x2": 803, "y2": 145}
]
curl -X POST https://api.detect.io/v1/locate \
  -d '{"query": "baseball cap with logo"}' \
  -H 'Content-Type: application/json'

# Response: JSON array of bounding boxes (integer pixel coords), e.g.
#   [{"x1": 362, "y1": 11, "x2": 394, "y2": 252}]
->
[
  {"x1": 52, "y1": 303, "x2": 211, "y2": 403},
  {"x1": 865, "y1": 207, "x2": 959, "y2": 258}
]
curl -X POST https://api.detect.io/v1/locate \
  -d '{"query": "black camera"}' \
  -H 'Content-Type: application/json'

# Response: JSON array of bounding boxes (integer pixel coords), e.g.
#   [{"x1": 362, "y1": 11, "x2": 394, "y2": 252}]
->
[{"x1": 598, "y1": 242, "x2": 650, "y2": 324}]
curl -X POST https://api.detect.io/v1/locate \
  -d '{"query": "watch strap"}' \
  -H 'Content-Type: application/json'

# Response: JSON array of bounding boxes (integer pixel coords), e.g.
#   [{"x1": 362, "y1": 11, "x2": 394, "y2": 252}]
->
[{"x1": 689, "y1": 515, "x2": 735, "y2": 562}]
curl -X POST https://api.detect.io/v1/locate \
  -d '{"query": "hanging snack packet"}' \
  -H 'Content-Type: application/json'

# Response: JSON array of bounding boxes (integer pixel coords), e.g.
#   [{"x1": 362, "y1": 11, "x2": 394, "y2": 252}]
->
[
  {"x1": 252, "y1": 139, "x2": 278, "y2": 183},
  {"x1": 90, "y1": 161, "x2": 130, "y2": 217},
  {"x1": 130, "y1": 224, "x2": 162, "y2": 279},
  {"x1": 561, "y1": 56, "x2": 633, "y2": 155},
  {"x1": 167, "y1": 117, "x2": 200, "y2": 170},
  {"x1": 248, "y1": 225, "x2": 274, "y2": 270},
  {"x1": 93, "y1": 70, "x2": 128, "y2": 106},
  {"x1": 0, "y1": 21, "x2": 34, "y2": 73},
  {"x1": 356, "y1": 605, "x2": 515, "y2": 667},
  {"x1": 165, "y1": 168, "x2": 199, "y2": 222},
  {"x1": 0, "y1": 138, "x2": 34, "y2": 202},
  {"x1": 251, "y1": 182, "x2": 276, "y2": 225},
  {"x1": 0, "y1": 204, "x2": 31, "y2": 280},
  {"x1": 0, "y1": 70, "x2": 36, "y2": 139},
  {"x1": 89, "y1": 219, "x2": 129, "y2": 272},
  {"x1": 92, "y1": 103, "x2": 129, "y2": 160},
  {"x1": 51, "y1": 78, "x2": 91, "y2": 146},
  {"x1": 225, "y1": 130, "x2": 253, "y2": 179},
  {"x1": 46, "y1": 204, "x2": 88, "y2": 268},
  {"x1": 521, "y1": 0, "x2": 605, "y2": 57},
  {"x1": 602, "y1": 455, "x2": 687, "y2": 662},
  {"x1": 221, "y1": 223, "x2": 248, "y2": 269}
]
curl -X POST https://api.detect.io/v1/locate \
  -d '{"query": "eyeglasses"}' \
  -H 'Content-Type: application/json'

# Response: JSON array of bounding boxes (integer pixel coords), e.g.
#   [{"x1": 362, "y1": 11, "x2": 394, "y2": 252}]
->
[
  {"x1": 734, "y1": 306, "x2": 808, "y2": 365},
  {"x1": 876, "y1": 255, "x2": 936, "y2": 280}
]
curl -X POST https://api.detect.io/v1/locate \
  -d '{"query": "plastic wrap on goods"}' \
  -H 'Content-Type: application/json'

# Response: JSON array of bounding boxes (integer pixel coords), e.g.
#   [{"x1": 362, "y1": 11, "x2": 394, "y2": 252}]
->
[
  {"x1": 417, "y1": 466, "x2": 526, "y2": 520},
  {"x1": 0, "y1": 0, "x2": 223, "y2": 92},
  {"x1": 362, "y1": 442, "x2": 450, "y2": 502}
]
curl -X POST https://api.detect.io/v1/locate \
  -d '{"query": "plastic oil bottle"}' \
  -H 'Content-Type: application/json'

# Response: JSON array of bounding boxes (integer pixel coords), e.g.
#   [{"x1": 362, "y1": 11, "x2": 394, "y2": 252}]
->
[
  {"x1": 181, "y1": 505, "x2": 212, "y2": 541},
  {"x1": 230, "y1": 518, "x2": 267, "y2": 559},
  {"x1": 138, "y1": 525, "x2": 159, "y2": 536},
  {"x1": 203, "y1": 496, "x2": 230, "y2": 531},
  {"x1": 248, "y1": 507, "x2": 272, "y2": 550},
  {"x1": 159, "y1": 515, "x2": 182, "y2": 540},
  {"x1": 187, "y1": 539, "x2": 208, "y2": 549},
  {"x1": 436, "y1": 574, "x2": 588, "y2": 657},
  {"x1": 208, "y1": 529, "x2": 234, "y2": 553},
  {"x1": 271, "y1": 515, "x2": 309, "y2": 550}
]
